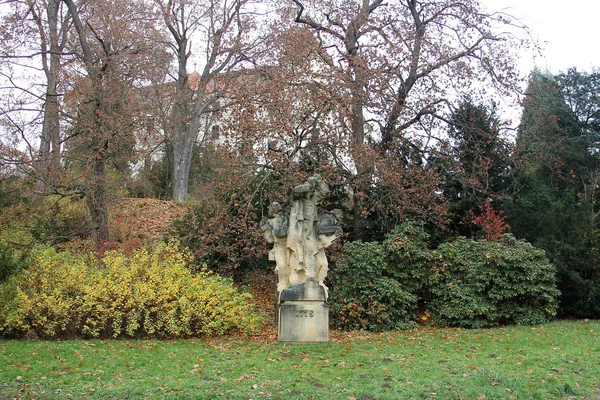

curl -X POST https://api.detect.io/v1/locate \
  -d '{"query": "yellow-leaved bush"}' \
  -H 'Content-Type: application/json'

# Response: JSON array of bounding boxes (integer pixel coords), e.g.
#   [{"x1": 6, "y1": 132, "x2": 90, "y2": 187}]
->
[{"x1": 0, "y1": 243, "x2": 260, "y2": 339}]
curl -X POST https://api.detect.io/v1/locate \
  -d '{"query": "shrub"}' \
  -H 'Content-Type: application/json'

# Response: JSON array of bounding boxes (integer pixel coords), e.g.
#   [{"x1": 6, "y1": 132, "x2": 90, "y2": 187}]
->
[
  {"x1": 0, "y1": 243, "x2": 261, "y2": 339},
  {"x1": 0, "y1": 241, "x2": 26, "y2": 283},
  {"x1": 330, "y1": 241, "x2": 416, "y2": 331},
  {"x1": 384, "y1": 222, "x2": 434, "y2": 294},
  {"x1": 0, "y1": 186, "x2": 39, "y2": 270},
  {"x1": 469, "y1": 200, "x2": 507, "y2": 242},
  {"x1": 330, "y1": 222, "x2": 560, "y2": 331},
  {"x1": 556, "y1": 266, "x2": 600, "y2": 319},
  {"x1": 172, "y1": 198, "x2": 265, "y2": 276},
  {"x1": 31, "y1": 195, "x2": 92, "y2": 244},
  {"x1": 0, "y1": 246, "x2": 89, "y2": 338},
  {"x1": 330, "y1": 222, "x2": 432, "y2": 331},
  {"x1": 429, "y1": 234, "x2": 560, "y2": 328}
]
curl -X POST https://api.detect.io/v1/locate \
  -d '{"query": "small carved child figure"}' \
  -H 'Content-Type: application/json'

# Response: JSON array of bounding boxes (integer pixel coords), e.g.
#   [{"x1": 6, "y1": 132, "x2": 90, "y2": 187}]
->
[
  {"x1": 315, "y1": 208, "x2": 343, "y2": 293},
  {"x1": 260, "y1": 202, "x2": 290, "y2": 293}
]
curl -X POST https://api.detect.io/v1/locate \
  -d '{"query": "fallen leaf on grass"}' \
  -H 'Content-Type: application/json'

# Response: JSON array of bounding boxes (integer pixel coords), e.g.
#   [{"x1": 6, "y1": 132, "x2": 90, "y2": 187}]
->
[{"x1": 236, "y1": 375, "x2": 253, "y2": 382}]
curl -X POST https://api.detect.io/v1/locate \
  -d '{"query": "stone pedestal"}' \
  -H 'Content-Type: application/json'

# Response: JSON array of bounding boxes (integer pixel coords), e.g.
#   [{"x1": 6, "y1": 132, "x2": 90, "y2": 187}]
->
[{"x1": 278, "y1": 278, "x2": 328, "y2": 342}]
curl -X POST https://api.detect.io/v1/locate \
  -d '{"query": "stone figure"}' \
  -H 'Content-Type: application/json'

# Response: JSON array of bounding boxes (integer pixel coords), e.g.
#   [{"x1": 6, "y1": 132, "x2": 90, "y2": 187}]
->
[
  {"x1": 261, "y1": 175, "x2": 342, "y2": 299},
  {"x1": 315, "y1": 209, "x2": 343, "y2": 291},
  {"x1": 259, "y1": 202, "x2": 290, "y2": 293},
  {"x1": 287, "y1": 174, "x2": 329, "y2": 285}
]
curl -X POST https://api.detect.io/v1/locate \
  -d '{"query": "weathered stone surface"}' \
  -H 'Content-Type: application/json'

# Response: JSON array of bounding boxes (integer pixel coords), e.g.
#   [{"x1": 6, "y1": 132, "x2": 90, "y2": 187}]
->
[
  {"x1": 261, "y1": 175, "x2": 341, "y2": 342},
  {"x1": 279, "y1": 278, "x2": 326, "y2": 302},
  {"x1": 260, "y1": 174, "x2": 342, "y2": 298},
  {"x1": 278, "y1": 301, "x2": 329, "y2": 342}
]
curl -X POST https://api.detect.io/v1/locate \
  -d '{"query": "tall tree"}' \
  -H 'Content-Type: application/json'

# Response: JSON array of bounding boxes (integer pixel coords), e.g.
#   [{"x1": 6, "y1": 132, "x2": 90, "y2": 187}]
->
[
  {"x1": 0, "y1": 0, "x2": 72, "y2": 185},
  {"x1": 62, "y1": 0, "x2": 169, "y2": 244},
  {"x1": 442, "y1": 100, "x2": 510, "y2": 237},
  {"x1": 286, "y1": 0, "x2": 525, "y2": 238},
  {"x1": 30, "y1": 0, "x2": 71, "y2": 171},
  {"x1": 555, "y1": 68, "x2": 600, "y2": 226},
  {"x1": 155, "y1": 0, "x2": 263, "y2": 202},
  {"x1": 507, "y1": 70, "x2": 599, "y2": 318}
]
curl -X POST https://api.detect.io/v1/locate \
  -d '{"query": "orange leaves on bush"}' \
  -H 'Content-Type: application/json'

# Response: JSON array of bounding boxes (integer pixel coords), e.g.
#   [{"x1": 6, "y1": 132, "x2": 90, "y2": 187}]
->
[{"x1": 469, "y1": 200, "x2": 507, "y2": 242}]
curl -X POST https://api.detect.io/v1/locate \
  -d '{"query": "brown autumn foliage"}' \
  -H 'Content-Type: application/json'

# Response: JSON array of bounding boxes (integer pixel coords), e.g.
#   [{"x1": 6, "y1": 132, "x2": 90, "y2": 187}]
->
[
  {"x1": 171, "y1": 0, "x2": 529, "y2": 267},
  {"x1": 61, "y1": 0, "x2": 170, "y2": 245},
  {"x1": 172, "y1": 145, "x2": 270, "y2": 273},
  {"x1": 1, "y1": 0, "x2": 528, "y2": 269},
  {"x1": 272, "y1": 0, "x2": 526, "y2": 237}
]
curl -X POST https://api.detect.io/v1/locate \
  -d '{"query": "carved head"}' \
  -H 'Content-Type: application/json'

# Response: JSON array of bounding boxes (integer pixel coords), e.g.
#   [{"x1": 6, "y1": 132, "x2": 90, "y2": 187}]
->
[
  {"x1": 331, "y1": 209, "x2": 343, "y2": 222},
  {"x1": 268, "y1": 202, "x2": 282, "y2": 217}
]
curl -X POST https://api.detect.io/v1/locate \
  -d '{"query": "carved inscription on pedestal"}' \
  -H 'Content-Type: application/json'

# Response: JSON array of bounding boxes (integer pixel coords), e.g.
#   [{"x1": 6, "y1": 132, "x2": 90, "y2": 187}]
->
[
  {"x1": 278, "y1": 301, "x2": 328, "y2": 342},
  {"x1": 295, "y1": 310, "x2": 314, "y2": 318}
]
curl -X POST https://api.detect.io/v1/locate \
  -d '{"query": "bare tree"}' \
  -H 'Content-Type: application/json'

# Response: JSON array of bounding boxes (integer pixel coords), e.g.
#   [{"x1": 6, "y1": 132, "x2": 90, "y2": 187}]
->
[
  {"x1": 155, "y1": 0, "x2": 263, "y2": 202},
  {"x1": 293, "y1": 0, "x2": 524, "y2": 145},
  {"x1": 30, "y1": 0, "x2": 71, "y2": 167},
  {"x1": 286, "y1": 0, "x2": 526, "y2": 237},
  {"x1": 62, "y1": 0, "x2": 169, "y2": 244},
  {"x1": 0, "y1": 0, "x2": 73, "y2": 186}
]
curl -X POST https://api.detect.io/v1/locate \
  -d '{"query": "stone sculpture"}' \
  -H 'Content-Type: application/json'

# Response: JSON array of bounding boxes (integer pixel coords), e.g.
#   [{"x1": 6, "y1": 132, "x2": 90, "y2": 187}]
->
[
  {"x1": 261, "y1": 174, "x2": 342, "y2": 342},
  {"x1": 259, "y1": 202, "x2": 290, "y2": 293},
  {"x1": 315, "y1": 208, "x2": 343, "y2": 289},
  {"x1": 260, "y1": 174, "x2": 342, "y2": 298}
]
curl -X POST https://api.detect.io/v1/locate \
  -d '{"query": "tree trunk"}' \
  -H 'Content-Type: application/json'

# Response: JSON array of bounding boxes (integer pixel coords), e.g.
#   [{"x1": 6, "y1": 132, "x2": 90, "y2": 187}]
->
[
  {"x1": 171, "y1": 134, "x2": 194, "y2": 202},
  {"x1": 348, "y1": 52, "x2": 369, "y2": 240},
  {"x1": 38, "y1": 0, "x2": 62, "y2": 185},
  {"x1": 88, "y1": 149, "x2": 109, "y2": 245},
  {"x1": 63, "y1": 0, "x2": 109, "y2": 247},
  {"x1": 351, "y1": 95, "x2": 369, "y2": 241},
  {"x1": 40, "y1": 67, "x2": 61, "y2": 166},
  {"x1": 169, "y1": 35, "x2": 194, "y2": 202}
]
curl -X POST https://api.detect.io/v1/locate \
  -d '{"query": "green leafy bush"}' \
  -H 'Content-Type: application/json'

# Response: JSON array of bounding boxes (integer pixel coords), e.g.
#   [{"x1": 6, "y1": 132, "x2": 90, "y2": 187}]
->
[
  {"x1": 0, "y1": 247, "x2": 88, "y2": 338},
  {"x1": 330, "y1": 222, "x2": 559, "y2": 331},
  {"x1": 0, "y1": 244, "x2": 261, "y2": 339},
  {"x1": 330, "y1": 222, "x2": 432, "y2": 331},
  {"x1": 384, "y1": 222, "x2": 434, "y2": 294},
  {"x1": 429, "y1": 234, "x2": 560, "y2": 328},
  {"x1": 0, "y1": 241, "x2": 26, "y2": 283},
  {"x1": 559, "y1": 268, "x2": 600, "y2": 319},
  {"x1": 330, "y1": 241, "x2": 414, "y2": 331}
]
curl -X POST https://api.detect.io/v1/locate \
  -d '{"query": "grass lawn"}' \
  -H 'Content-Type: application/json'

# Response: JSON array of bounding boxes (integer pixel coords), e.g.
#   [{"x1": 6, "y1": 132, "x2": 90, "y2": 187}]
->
[{"x1": 1, "y1": 320, "x2": 598, "y2": 399}]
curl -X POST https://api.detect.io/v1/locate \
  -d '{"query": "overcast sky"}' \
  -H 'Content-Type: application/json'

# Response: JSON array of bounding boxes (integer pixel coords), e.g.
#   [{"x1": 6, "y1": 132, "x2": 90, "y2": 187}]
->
[{"x1": 481, "y1": 0, "x2": 600, "y2": 74}]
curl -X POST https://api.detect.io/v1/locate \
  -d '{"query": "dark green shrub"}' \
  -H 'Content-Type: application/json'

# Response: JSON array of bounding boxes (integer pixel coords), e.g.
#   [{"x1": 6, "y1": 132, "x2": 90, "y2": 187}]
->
[
  {"x1": 330, "y1": 241, "x2": 417, "y2": 331},
  {"x1": 330, "y1": 222, "x2": 432, "y2": 331},
  {"x1": 557, "y1": 267, "x2": 600, "y2": 319},
  {"x1": 0, "y1": 242, "x2": 26, "y2": 283},
  {"x1": 429, "y1": 234, "x2": 560, "y2": 328},
  {"x1": 384, "y1": 222, "x2": 434, "y2": 294}
]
